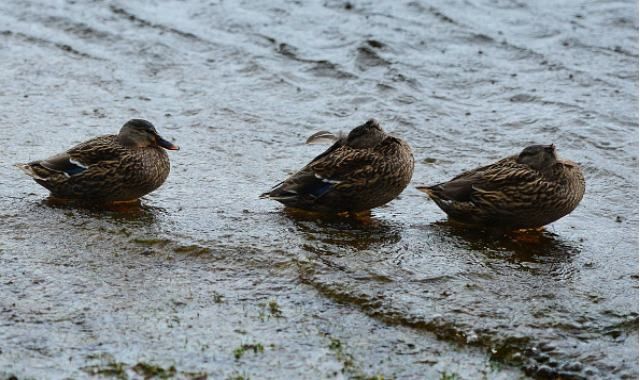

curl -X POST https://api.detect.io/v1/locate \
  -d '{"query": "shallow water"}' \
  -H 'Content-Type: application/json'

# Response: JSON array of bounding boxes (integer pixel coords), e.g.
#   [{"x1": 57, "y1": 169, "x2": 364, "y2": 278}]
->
[{"x1": 0, "y1": 0, "x2": 637, "y2": 379}]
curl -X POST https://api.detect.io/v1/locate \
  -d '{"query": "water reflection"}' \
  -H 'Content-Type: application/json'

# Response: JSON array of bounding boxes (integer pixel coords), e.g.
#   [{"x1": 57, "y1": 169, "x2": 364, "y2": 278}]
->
[
  {"x1": 40, "y1": 196, "x2": 162, "y2": 224},
  {"x1": 428, "y1": 220, "x2": 581, "y2": 264},
  {"x1": 282, "y1": 208, "x2": 403, "y2": 252}
]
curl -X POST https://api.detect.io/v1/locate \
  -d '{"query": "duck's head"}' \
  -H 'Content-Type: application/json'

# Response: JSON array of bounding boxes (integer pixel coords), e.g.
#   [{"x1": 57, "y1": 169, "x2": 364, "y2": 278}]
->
[
  {"x1": 517, "y1": 144, "x2": 557, "y2": 170},
  {"x1": 346, "y1": 119, "x2": 386, "y2": 149},
  {"x1": 118, "y1": 119, "x2": 179, "y2": 150}
]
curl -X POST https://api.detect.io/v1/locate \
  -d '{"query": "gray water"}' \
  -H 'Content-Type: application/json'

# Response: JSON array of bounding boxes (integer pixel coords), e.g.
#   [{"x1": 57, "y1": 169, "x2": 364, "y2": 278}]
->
[{"x1": 0, "y1": 0, "x2": 637, "y2": 379}]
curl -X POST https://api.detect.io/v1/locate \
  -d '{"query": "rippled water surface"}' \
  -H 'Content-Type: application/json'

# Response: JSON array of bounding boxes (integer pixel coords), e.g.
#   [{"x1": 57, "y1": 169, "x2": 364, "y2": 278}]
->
[{"x1": 0, "y1": 0, "x2": 637, "y2": 379}]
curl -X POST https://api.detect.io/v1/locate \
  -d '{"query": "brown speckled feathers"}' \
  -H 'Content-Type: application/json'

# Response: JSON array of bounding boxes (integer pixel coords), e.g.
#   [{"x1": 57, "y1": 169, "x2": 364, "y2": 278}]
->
[
  {"x1": 16, "y1": 119, "x2": 177, "y2": 202},
  {"x1": 262, "y1": 119, "x2": 415, "y2": 213},
  {"x1": 418, "y1": 146, "x2": 585, "y2": 229}
]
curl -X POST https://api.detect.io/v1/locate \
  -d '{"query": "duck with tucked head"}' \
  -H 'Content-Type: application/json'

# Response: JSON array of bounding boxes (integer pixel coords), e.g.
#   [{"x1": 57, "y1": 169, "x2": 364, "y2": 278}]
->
[
  {"x1": 261, "y1": 119, "x2": 415, "y2": 213},
  {"x1": 16, "y1": 119, "x2": 179, "y2": 203},
  {"x1": 417, "y1": 144, "x2": 585, "y2": 229}
]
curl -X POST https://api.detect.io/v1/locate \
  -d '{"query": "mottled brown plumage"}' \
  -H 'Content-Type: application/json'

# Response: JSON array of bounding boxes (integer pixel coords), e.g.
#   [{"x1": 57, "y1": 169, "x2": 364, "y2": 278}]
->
[
  {"x1": 16, "y1": 119, "x2": 179, "y2": 203},
  {"x1": 261, "y1": 119, "x2": 415, "y2": 213},
  {"x1": 417, "y1": 145, "x2": 585, "y2": 229}
]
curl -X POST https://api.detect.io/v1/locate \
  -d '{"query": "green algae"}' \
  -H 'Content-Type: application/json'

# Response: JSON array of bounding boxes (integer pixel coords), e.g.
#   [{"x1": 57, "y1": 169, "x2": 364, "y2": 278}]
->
[{"x1": 233, "y1": 343, "x2": 265, "y2": 360}]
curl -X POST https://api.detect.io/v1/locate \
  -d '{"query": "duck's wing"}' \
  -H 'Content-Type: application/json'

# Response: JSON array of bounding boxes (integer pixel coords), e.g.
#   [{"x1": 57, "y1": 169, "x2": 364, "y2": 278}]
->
[
  {"x1": 260, "y1": 168, "x2": 332, "y2": 200},
  {"x1": 309, "y1": 146, "x2": 380, "y2": 186},
  {"x1": 37, "y1": 152, "x2": 90, "y2": 176},
  {"x1": 428, "y1": 158, "x2": 545, "y2": 204},
  {"x1": 262, "y1": 144, "x2": 379, "y2": 200},
  {"x1": 300, "y1": 136, "x2": 409, "y2": 196},
  {"x1": 21, "y1": 136, "x2": 122, "y2": 178}
]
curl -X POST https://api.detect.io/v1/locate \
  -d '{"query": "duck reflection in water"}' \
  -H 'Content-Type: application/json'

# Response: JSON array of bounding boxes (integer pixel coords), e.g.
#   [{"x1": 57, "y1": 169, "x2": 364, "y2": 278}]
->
[
  {"x1": 41, "y1": 196, "x2": 164, "y2": 223},
  {"x1": 281, "y1": 207, "x2": 402, "y2": 252},
  {"x1": 429, "y1": 220, "x2": 581, "y2": 265}
]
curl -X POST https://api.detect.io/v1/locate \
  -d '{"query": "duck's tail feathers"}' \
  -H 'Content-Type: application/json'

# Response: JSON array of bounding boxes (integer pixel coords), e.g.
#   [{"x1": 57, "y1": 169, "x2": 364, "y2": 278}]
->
[
  {"x1": 305, "y1": 131, "x2": 345, "y2": 145},
  {"x1": 416, "y1": 185, "x2": 436, "y2": 198},
  {"x1": 15, "y1": 163, "x2": 49, "y2": 181},
  {"x1": 259, "y1": 191, "x2": 282, "y2": 199},
  {"x1": 260, "y1": 192, "x2": 297, "y2": 201},
  {"x1": 260, "y1": 181, "x2": 295, "y2": 200}
]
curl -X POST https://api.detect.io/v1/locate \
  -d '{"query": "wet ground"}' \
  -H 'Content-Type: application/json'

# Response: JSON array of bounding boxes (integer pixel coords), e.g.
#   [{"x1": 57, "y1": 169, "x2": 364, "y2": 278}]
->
[{"x1": 0, "y1": 0, "x2": 638, "y2": 379}]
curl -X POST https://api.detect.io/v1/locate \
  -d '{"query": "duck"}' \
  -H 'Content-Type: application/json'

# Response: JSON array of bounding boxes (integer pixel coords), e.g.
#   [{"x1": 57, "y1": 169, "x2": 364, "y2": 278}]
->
[
  {"x1": 417, "y1": 144, "x2": 585, "y2": 229},
  {"x1": 261, "y1": 119, "x2": 415, "y2": 213},
  {"x1": 16, "y1": 119, "x2": 179, "y2": 203}
]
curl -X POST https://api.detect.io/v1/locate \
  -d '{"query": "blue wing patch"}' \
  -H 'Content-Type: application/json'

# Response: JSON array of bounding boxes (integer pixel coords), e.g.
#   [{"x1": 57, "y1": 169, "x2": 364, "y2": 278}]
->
[
  {"x1": 62, "y1": 163, "x2": 87, "y2": 175},
  {"x1": 308, "y1": 181, "x2": 333, "y2": 198},
  {"x1": 39, "y1": 157, "x2": 88, "y2": 176}
]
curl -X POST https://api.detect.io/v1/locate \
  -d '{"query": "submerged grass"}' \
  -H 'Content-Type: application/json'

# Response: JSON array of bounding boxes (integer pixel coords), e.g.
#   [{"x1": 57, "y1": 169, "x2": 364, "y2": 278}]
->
[
  {"x1": 439, "y1": 371, "x2": 459, "y2": 380},
  {"x1": 131, "y1": 362, "x2": 177, "y2": 379},
  {"x1": 267, "y1": 299, "x2": 283, "y2": 317},
  {"x1": 325, "y1": 334, "x2": 389, "y2": 380},
  {"x1": 82, "y1": 362, "x2": 127, "y2": 380},
  {"x1": 82, "y1": 361, "x2": 207, "y2": 379},
  {"x1": 233, "y1": 343, "x2": 265, "y2": 360},
  {"x1": 226, "y1": 372, "x2": 250, "y2": 380}
]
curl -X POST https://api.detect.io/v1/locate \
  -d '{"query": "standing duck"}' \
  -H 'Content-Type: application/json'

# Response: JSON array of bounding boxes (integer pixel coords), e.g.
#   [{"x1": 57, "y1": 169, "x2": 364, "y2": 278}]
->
[
  {"x1": 417, "y1": 145, "x2": 585, "y2": 229},
  {"x1": 261, "y1": 119, "x2": 415, "y2": 213},
  {"x1": 16, "y1": 119, "x2": 179, "y2": 203}
]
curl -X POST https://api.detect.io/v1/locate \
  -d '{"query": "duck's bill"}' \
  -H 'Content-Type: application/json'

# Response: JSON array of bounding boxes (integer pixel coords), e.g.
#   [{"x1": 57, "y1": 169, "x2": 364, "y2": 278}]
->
[{"x1": 156, "y1": 136, "x2": 180, "y2": 150}]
